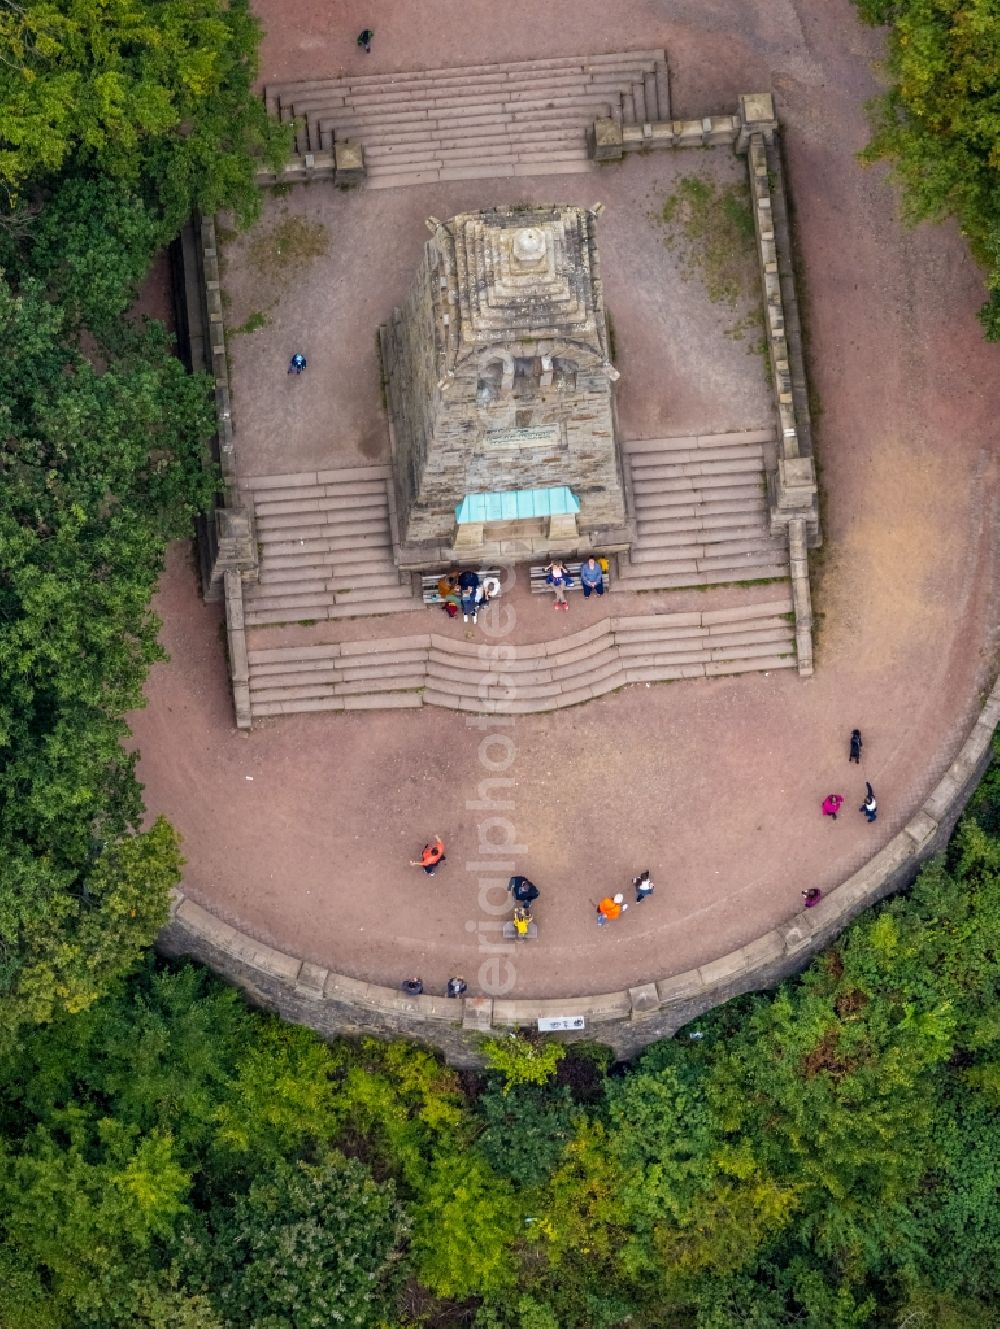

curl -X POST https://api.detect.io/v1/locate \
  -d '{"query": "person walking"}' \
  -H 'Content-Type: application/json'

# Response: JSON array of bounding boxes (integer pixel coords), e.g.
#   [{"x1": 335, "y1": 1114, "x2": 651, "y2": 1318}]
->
[
  {"x1": 288, "y1": 352, "x2": 307, "y2": 375},
  {"x1": 458, "y1": 569, "x2": 480, "y2": 622},
  {"x1": 821, "y1": 794, "x2": 844, "y2": 820},
  {"x1": 410, "y1": 836, "x2": 445, "y2": 876},
  {"x1": 580, "y1": 556, "x2": 605, "y2": 599},
  {"x1": 633, "y1": 869, "x2": 654, "y2": 903},
  {"x1": 859, "y1": 782, "x2": 877, "y2": 823},
  {"x1": 357, "y1": 28, "x2": 374, "y2": 53},
  {"x1": 545, "y1": 559, "x2": 571, "y2": 610},
  {"x1": 507, "y1": 875, "x2": 539, "y2": 906},
  {"x1": 801, "y1": 888, "x2": 822, "y2": 908},
  {"x1": 849, "y1": 728, "x2": 863, "y2": 763},
  {"x1": 596, "y1": 893, "x2": 627, "y2": 926}
]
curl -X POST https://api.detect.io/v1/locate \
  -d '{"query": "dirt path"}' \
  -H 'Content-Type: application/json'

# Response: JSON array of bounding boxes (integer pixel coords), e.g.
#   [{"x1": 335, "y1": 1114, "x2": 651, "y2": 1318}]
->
[{"x1": 130, "y1": 0, "x2": 998, "y2": 999}]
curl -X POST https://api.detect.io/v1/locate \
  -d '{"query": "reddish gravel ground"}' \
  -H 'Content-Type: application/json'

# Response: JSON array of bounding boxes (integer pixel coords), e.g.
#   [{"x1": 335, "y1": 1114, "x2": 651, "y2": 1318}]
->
[{"x1": 130, "y1": 0, "x2": 998, "y2": 999}]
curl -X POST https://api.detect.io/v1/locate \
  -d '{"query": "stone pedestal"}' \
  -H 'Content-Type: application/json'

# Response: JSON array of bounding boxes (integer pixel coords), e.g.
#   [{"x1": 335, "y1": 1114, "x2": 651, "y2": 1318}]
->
[
  {"x1": 769, "y1": 456, "x2": 818, "y2": 536},
  {"x1": 736, "y1": 92, "x2": 778, "y2": 153},
  {"x1": 588, "y1": 118, "x2": 624, "y2": 161},
  {"x1": 334, "y1": 140, "x2": 366, "y2": 184}
]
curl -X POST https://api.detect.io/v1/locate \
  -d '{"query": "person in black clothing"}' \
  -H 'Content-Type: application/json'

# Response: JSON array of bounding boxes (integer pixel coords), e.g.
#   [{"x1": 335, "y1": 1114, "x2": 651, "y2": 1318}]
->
[
  {"x1": 446, "y1": 977, "x2": 467, "y2": 998},
  {"x1": 458, "y1": 569, "x2": 480, "y2": 622},
  {"x1": 357, "y1": 28, "x2": 374, "y2": 53},
  {"x1": 859, "y1": 781, "x2": 877, "y2": 823},
  {"x1": 400, "y1": 977, "x2": 423, "y2": 996},
  {"x1": 507, "y1": 876, "x2": 539, "y2": 906},
  {"x1": 849, "y1": 728, "x2": 863, "y2": 763}
]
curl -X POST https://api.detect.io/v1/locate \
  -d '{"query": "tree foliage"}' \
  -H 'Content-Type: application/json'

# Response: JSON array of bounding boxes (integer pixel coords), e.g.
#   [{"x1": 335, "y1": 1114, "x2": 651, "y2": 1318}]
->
[
  {"x1": 0, "y1": 756, "x2": 996, "y2": 1329},
  {"x1": 209, "y1": 1157, "x2": 404, "y2": 1329},
  {"x1": 853, "y1": 0, "x2": 1000, "y2": 336},
  {"x1": 0, "y1": 0, "x2": 291, "y2": 1039},
  {"x1": 0, "y1": 264, "x2": 212, "y2": 1037},
  {"x1": 0, "y1": 0, "x2": 289, "y2": 228}
]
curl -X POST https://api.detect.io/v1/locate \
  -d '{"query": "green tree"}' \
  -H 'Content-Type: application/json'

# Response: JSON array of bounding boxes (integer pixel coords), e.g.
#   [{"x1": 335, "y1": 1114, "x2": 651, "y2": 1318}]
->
[
  {"x1": 473, "y1": 1079, "x2": 579, "y2": 1188},
  {"x1": 209, "y1": 1156, "x2": 404, "y2": 1329},
  {"x1": 853, "y1": 0, "x2": 1000, "y2": 336},
  {"x1": 408, "y1": 1151, "x2": 521, "y2": 1301},
  {"x1": 17, "y1": 176, "x2": 162, "y2": 337},
  {"x1": 0, "y1": 271, "x2": 213, "y2": 1037},
  {"x1": 481, "y1": 1032, "x2": 566, "y2": 1093},
  {"x1": 0, "y1": 0, "x2": 289, "y2": 226}
]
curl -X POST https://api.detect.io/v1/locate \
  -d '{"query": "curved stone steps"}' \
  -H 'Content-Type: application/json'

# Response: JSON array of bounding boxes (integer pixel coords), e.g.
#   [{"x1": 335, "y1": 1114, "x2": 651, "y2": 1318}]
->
[{"x1": 247, "y1": 599, "x2": 796, "y2": 720}]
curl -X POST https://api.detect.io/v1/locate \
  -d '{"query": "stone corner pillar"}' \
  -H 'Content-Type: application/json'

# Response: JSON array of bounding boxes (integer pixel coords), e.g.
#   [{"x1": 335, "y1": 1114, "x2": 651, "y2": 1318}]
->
[
  {"x1": 736, "y1": 92, "x2": 778, "y2": 154},
  {"x1": 334, "y1": 140, "x2": 367, "y2": 184},
  {"x1": 588, "y1": 118, "x2": 624, "y2": 161}
]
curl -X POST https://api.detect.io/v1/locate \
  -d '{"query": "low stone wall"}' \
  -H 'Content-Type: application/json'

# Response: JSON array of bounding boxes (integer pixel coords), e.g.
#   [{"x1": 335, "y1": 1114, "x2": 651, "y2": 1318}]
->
[
  {"x1": 254, "y1": 144, "x2": 366, "y2": 187},
  {"x1": 588, "y1": 93, "x2": 819, "y2": 676},
  {"x1": 158, "y1": 677, "x2": 999, "y2": 1065}
]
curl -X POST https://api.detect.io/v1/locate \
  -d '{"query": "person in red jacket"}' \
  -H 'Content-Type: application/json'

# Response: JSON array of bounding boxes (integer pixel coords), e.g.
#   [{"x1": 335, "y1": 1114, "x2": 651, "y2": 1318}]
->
[
  {"x1": 821, "y1": 794, "x2": 844, "y2": 820},
  {"x1": 410, "y1": 836, "x2": 446, "y2": 876}
]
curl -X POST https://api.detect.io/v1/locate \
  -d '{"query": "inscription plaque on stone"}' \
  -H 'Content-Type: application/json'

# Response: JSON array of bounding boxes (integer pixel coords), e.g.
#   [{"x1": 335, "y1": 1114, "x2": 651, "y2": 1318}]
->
[
  {"x1": 537, "y1": 1016, "x2": 586, "y2": 1032},
  {"x1": 484, "y1": 425, "x2": 562, "y2": 451}
]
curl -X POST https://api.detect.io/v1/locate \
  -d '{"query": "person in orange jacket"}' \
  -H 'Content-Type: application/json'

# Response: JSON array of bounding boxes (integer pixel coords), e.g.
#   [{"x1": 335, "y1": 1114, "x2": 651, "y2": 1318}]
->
[
  {"x1": 410, "y1": 836, "x2": 446, "y2": 876},
  {"x1": 596, "y1": 893, "x2": 627, "y2": 926}
]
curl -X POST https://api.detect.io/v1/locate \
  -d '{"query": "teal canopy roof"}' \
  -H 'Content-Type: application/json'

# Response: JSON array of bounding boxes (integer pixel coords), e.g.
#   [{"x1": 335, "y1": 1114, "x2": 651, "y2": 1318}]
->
[{"x1": 455, "y1": 487, "x2": 580, "y2": 524}]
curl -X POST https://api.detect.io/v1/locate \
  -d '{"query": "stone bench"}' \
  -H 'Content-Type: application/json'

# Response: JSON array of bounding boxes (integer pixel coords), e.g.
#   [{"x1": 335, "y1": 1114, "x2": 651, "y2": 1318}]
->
[
  {"x1": 502, "y1": 920, "x2": 539, "y2": 941},
  {"x1": 422, "y1": 570, "x2": 502, "y2": 606},
  {"x1": 530, "y1": 560, "x2": 612, "y2": 595}
]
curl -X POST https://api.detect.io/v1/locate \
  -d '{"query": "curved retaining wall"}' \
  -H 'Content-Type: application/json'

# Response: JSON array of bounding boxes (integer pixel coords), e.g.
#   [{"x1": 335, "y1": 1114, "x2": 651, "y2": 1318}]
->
[{"x1": 158, "y1": 676, "x2": 999, "y2": 1067}]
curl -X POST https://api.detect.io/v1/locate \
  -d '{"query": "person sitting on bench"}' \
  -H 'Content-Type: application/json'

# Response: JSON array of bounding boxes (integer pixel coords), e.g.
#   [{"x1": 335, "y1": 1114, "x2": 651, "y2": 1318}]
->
[{"x1": 580, "y1": 556, "x2": 605, "y2": 598}]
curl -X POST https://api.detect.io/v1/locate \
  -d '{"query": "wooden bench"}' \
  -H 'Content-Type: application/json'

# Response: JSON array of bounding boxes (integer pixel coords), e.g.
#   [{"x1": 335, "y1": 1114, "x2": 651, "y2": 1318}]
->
[
  {"x1": 530, "y1": 559, "x2": 612, "y2": 595},
  {"x1": 421, "y1": 570, "x2": 503, "y2": 606}
]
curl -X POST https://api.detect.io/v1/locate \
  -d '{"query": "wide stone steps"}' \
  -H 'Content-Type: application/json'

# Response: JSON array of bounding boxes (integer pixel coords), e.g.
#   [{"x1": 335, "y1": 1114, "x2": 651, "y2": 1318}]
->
[
  {"x1": 620, "y1": 431, "x2": 789, "y2": 591},
  {"x1": 241, "y1": 467, "x2": 421, "y2": 626},
  {"x1": 264, "y1": 50, "x2": 669, "y2": 188},
  {"x1": 246, "y1": 599, "x2": 795, "y2": 720}
]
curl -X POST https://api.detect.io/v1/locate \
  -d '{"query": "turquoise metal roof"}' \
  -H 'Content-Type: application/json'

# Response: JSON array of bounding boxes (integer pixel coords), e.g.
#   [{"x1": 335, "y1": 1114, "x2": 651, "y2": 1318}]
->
[{"x1": 455, "y1": 487, "x2": 580, "y2": 524}]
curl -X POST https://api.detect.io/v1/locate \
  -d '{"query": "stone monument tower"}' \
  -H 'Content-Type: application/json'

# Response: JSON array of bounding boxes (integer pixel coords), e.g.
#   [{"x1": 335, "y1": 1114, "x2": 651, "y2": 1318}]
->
[{"x1": 379, "y1": 205, "x2": 631, "y2": 569}]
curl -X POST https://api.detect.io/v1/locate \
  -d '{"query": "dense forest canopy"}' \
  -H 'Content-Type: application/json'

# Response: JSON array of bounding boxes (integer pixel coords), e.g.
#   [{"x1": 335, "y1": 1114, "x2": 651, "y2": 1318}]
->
[
  {"x1": 853, "y1": 0, "x2": 1000, "y2": 337},
  {"x1": 0, "y1": 0, "x2": 290, "y2": 1042},
  {"x1": 0, "y1": 751, "x2": 996, "y2": 1328},
  {"x1": 0, "y1": 3, "x2": 997, "y2": 1325}
]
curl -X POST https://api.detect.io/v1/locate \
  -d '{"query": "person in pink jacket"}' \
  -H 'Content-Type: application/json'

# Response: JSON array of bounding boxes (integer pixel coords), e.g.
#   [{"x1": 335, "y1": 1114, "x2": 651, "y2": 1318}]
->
[{"x1": 821, "y1": 794, "x2": 844, "y2": 820}]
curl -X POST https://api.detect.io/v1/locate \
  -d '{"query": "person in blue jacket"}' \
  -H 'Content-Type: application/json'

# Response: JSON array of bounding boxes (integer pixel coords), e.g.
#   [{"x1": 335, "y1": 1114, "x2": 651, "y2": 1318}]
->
[{"x1": 580, "y1": 556, "x2": 605, "y2": 598}]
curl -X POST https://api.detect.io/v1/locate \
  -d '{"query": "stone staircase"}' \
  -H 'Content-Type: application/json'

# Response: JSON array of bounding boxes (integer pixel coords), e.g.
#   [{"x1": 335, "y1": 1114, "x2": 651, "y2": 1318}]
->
[
  {"x1": 247, "y1": 597, "x2": 795, "y2": 719},
  {"x1": 618, "y1": 432, "x2": 790, "y2": 591},
  {"x1": 241, "y1": 467, "x2": 421, "y2": 626},
  {"x1": 264, "y1": 51, "x2": 670, "y2": 189}
]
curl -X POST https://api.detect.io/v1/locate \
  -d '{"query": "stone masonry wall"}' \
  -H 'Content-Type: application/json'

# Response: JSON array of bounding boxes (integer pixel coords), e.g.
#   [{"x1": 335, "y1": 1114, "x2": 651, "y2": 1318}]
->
[
  {"x1": 382, "y1": 208, "x2": 625, "y2": 554},
  {"x1": 158, "y1": 678, "x2": 999, "y2": 1067}
]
